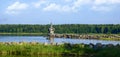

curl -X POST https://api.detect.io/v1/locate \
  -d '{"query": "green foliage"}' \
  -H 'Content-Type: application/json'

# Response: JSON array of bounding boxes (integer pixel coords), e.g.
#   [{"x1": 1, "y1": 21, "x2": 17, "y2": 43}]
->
[
  {"x1": 0, "y1": 24, "x2": 119, "y2": 34},
  {"x1": 95, "y1": 47, "x2": 120, "y2": 57},
  {"x1": 0, "y1": 43, "x2": 90, "y2": 55},
  {"x1": 0, "y1": 43, "x2": 120, "y2": 57}
]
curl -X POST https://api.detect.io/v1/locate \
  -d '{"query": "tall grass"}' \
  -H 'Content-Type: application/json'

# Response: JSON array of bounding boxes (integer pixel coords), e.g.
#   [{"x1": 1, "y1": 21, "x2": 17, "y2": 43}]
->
[
  {"x1": 0, "y1": 42, "x2": 120, "y2": 57},
  {"x1": 0, "y1": 42, "x2": 92, "y2": 56}
]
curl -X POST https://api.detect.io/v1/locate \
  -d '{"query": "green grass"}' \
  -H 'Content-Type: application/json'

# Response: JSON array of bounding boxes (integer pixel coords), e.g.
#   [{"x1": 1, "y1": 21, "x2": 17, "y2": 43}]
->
[
  {"x1": 99, "y1": 38, "x2": 120, "y2": 41},
  {"x1": 0, "y1": 43, "x2": 92, "y2": 56},
  {"x1": 0, "y1": 42, "x2": 120, "y2": 57},
  {"x1": 95, "y1": 47, "x2": 120, "y2": 57}
]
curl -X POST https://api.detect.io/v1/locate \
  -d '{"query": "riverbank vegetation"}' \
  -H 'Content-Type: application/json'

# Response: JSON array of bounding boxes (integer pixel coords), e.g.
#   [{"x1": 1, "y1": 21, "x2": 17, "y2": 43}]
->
[
  {"x1": 0, "y1": 24, "x2": 119, "y2": 34},
  {"x1": 0, "y1": 33, "x2": 47, "y2": 36},
  {"x1": 0, "y1": 24, "x2": 119, "y2": 40},
  {"x1": 0, "y1": 42, "x2": 120, "y2": 57}
]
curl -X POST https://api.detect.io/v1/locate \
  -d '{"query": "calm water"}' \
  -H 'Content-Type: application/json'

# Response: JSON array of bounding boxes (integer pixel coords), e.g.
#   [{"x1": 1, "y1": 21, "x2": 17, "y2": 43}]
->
[{"x1": 0, "y1": 36, "x2": 120, "y2": 45}]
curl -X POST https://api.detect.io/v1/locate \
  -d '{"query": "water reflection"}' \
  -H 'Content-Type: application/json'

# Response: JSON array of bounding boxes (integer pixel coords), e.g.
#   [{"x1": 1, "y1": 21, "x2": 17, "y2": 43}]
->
[{"x1": 47, "y1": 35, "x2": 54, "y2": 44}]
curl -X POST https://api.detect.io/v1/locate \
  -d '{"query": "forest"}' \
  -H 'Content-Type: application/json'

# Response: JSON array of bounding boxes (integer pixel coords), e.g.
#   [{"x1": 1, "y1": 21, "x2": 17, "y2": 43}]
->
[{"x1": 0, "y1": 24, "x2": 119, "y2": 34}]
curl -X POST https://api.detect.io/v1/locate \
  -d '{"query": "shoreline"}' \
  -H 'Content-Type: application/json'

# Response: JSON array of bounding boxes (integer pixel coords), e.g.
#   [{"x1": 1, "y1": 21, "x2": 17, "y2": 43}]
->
[
  {"x1": 0, "y1": 33, "x2": 120, "y2": 41},
  {"x1": 0, "y1": 33, "x2": 47, "y2": 36}
]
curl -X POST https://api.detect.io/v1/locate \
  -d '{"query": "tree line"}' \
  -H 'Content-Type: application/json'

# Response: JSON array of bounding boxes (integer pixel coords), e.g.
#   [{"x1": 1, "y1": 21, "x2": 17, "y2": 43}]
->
[{"x1": 0, "y1": 24, "x2": 119, "y2": 34}]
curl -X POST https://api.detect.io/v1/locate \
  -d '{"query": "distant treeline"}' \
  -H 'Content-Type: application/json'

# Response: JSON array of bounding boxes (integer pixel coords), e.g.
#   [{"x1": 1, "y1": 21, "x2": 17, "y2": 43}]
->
[{"x1": 0, "y1": 24, "x2": 120, "y2": 34}]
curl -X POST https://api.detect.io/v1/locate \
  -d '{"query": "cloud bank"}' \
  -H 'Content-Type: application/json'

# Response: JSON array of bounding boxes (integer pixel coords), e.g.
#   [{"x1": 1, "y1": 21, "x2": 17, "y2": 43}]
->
[
  {"x1": 5, "y1": 0, "x2": 120, "y2": 14},
  {"x1": 6, "y1": 1, "x2": 29, "y2": 14}
]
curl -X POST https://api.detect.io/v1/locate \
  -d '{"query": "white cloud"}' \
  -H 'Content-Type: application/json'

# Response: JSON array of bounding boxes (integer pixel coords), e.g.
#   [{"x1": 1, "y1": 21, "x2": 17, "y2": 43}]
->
[
  {"x1": 65, "y1": 0, "x2": 72, "y2": 2},
  {"x1": 110, "y1": 0, "x2": 120, "y2": 4},
  {"x1": 94, "y1": 0, "x2": 120, "y2": 5},
  {"x1": 43, "y1": 3, "x2": 75, "y2": 12},
  {"x1": 71, "y1": 0, "x2": 92, "y2": 11},
  {"x1": 73, "y1": 0, "x2": 91, "y2": 7},
  {"x1": 6, "y1": 1, "x2": 29, "y2": 14},
  {"x1": 43, "y1": 0, "x2": 92, "y2": 12},
  {"x1": 91, "y1": 6, "x2": 112, "y2": 12},
  {"x1": 5, "y1": 0, "x2": 120, "y2": 14},
  {"x1": 94, "y1": 0, "x2": 108, "y2": 5},
  {"x1": 62, "y1": 5, "x2": 74, "y2": 12},
  {"x1": 92, "y1": 0, "x2": 120, "y2": 12},
  {"x1": 43, "y1": 3, "x2": 60, "y2": 11},
  {"x1": 32, "y1": 0, "x2": 47, "y2": 8}
]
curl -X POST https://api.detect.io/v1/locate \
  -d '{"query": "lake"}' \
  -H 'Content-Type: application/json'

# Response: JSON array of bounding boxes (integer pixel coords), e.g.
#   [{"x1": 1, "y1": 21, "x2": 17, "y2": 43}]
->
[{"x1": 0, "y1": 36, "x2": 120, "y2": 45}]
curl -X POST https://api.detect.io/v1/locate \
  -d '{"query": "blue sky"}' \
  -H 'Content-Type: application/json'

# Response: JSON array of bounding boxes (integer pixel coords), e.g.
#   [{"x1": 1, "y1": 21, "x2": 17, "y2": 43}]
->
[{"x1": 0, "y1": 0, "x2": 120, "y2": 24}]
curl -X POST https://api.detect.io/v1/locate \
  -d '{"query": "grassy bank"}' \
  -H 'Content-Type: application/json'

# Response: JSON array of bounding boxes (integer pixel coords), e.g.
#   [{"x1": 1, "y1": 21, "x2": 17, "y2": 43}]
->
[
  {"x1": 0, "y1": 42, "x2": 120, "y2": 57},
  {"x1": 99, "y1": 38, "x2": 120, "y2": 41},
  {"x1": 0, "y1": 43, "x2": 86, "y2": 56}
]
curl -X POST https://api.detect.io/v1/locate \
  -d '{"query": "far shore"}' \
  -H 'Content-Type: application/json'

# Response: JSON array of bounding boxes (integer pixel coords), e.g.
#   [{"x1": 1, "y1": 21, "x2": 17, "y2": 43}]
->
[{"x1": 0, "y1": 33, "x2": 120, "y2": 41}]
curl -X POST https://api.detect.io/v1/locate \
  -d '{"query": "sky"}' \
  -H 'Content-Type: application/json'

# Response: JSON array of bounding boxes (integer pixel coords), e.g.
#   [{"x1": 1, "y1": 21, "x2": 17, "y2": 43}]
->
[{"x1": 0, "y1": 0, "x2": 120, "y2": 24}]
